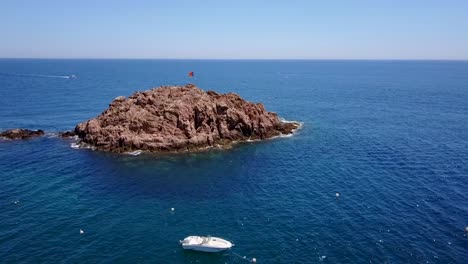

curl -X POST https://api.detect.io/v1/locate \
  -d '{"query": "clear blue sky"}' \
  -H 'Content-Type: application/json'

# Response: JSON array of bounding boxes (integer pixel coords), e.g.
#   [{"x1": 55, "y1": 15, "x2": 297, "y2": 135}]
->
[{"x1": 1, "y1": 0, "x2": 467, "y2": 59}]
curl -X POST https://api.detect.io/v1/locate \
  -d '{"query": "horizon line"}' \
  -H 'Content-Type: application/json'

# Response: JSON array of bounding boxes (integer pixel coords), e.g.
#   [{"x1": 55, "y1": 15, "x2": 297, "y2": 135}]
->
[{"x1": 1, "y1": 57, "x2": 468, "y2": 62}]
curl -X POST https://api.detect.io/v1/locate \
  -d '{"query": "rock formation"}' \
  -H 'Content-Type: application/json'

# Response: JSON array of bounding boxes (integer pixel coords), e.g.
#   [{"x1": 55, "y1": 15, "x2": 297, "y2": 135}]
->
[
  {"x1": 0, "y1": 129, "x2": 45, "y2": 140},
  {"x1": 59, "y1": 131, "x2": 76, "y2": 138},
  {"x1": 74, "y1": 84, "x2": 300, "y2": 152}
]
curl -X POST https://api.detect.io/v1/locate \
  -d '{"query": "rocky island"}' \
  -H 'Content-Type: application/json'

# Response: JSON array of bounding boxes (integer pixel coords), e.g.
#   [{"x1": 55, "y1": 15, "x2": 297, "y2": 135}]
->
[{"x1": 73, "y1": 84, "x2": 300, "y2": 153}]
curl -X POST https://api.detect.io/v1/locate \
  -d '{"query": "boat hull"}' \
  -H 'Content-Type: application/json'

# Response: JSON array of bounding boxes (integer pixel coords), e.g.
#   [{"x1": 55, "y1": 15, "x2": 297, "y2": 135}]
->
[
  {"x1": 180, "y1": 236, "x2": 233, "y2": 252},
  {"x1": 182, "y1": 245, "x2": 228, "y2": 252}
]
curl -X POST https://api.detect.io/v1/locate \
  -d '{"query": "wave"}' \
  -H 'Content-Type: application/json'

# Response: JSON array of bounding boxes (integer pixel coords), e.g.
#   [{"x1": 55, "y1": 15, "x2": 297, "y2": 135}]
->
[
  {"x1": 272, "y1": 118, "x2": 304, "y2": 139},
  {"x1": 245, "y1": 119, "x2": 303, "y2": 143},
  {"x1": 126, "y1": 150, "x2": 143, "y2": 156},
  {"x1": 44, "y1": 132, "x2": 58, "y2": 138},
  {"x1": 70, "y1": 142, "x2": 95, "y2": 150},
  {"x1": 279, "y1": 117, "x2": 303, "y2": 125},
  {"x1": 280, "y1": 118, "x2": 304, "y2": 130},
  {"x1": 275, "y1": 133, "x2": 295, "y2": 138}
]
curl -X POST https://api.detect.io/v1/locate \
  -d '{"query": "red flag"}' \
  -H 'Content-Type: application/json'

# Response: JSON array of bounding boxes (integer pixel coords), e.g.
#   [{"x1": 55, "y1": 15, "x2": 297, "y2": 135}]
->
[{"x1": 188, "y1": 71, "x2": 194, "y2": 77}]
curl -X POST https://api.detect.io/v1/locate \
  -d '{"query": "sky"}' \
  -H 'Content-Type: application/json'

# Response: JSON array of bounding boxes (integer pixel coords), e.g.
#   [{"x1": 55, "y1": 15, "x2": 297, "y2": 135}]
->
[{"x1": 0, "y1": 0, "x2": 467, "y2": 60}]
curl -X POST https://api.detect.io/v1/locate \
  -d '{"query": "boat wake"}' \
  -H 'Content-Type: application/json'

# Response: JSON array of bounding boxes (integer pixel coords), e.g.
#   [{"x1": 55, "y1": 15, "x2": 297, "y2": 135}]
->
[{"x1": 0, "y1": 72, "x2": 74, "y2": 79}]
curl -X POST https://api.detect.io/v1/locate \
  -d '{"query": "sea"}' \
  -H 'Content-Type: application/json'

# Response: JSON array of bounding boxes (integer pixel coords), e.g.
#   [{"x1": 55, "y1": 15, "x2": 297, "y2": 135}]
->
[{"x1": 0, "y1": 59, "x2": 467, "y2": 263}]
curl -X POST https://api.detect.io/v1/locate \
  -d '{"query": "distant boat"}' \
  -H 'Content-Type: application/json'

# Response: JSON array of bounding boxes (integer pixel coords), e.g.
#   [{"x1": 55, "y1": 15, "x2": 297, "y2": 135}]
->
[
  {"x1": 180, "y1": 236, "x2": 233, "y2": 252},
  {"x1": 69, "y1": 75, "x2": 77, "y2": 78}
]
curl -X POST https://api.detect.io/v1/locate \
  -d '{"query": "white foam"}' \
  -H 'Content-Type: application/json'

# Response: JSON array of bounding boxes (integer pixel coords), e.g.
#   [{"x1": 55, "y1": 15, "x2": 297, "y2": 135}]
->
[
  {"x1": 277, "y1": 133, "x2": 294, "y2": 138},
  {"x1": 70, "y1": 142, "x2": 95, "y2": 150},
  {"x1": 45, "y1": 132, "x2": 58, "y2": 138},
  {"x1": 127, "y1": 150, "x2": 143, "y2": 156},
  {"x1": 243, "y1": 119, "x2": 304, "y2": 143},
  {"x1": 280, "y1": 118, "x2": 304, "y2": 131},
  {"x1": 280, "y1": 117, "x2": 304, "y2": 125},
  {"x1": 267, "y1": 119, "x2": 304, "y2": 140}
]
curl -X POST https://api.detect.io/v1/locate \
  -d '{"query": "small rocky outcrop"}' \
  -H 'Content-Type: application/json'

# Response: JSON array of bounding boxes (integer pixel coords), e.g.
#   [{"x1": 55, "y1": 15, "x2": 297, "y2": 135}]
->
[
  {"x1": 0, "y1": 129, "x2": 44, "y2": 139},
  {"x1": 59, "y1": 131, "x2": 76, "y2": 138},
  {"x1": 74, "y1": 84, "x2": 300, "y2": 152}
]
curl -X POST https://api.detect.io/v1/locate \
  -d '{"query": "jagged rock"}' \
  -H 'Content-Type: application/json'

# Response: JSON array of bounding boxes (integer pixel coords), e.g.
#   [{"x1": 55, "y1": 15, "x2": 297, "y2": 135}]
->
[
  {"x1": 74, "y1": 84, "x2": 300, "y2": 152},
  {"x1": 59, "y1": 131, "x2": 76, "y2": 138},
  {"x1": 0, "y1": 129, "x2": 44, "y2": 139}
]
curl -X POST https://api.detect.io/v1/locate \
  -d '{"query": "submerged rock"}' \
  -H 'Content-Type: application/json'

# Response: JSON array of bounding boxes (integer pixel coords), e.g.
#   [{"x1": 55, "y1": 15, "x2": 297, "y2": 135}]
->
[
  {"x1": 74, "y1": 84, "x2": 300, "y2": 152},
  {"x1": 0, "y1": 129, "x2": 45, "y2": 139}
]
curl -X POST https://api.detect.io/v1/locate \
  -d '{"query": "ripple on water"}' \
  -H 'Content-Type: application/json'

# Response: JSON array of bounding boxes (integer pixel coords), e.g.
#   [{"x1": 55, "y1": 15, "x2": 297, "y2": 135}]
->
[{"x1": 1, "y1": 60, "x2": 468, "y2": 263}]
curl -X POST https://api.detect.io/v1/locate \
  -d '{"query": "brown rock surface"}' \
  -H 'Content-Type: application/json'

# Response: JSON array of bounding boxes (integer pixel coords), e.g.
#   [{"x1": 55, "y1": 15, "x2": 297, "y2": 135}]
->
[
  {"x1": 0, "y1": 129, "x2": 45, "y2": 139},
  {"x1": 59, "y1": 131, "x2": 76, "y2": 138},
  {"x1": 74, "y1": 84, "x2": 300, "y2": 152}
]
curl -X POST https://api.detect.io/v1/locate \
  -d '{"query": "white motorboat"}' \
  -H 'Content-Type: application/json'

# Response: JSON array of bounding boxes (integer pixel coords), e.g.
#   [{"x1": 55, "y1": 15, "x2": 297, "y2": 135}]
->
[{"x1": 180, "y1": 236, "x2": 233, "y2": 252}]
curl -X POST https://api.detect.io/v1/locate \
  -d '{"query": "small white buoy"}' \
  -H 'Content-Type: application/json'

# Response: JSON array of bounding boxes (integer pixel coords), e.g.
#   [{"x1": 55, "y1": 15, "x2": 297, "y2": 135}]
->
[
  {"x1": 335, "y1": 192, "x2": 340, "y2": 198},
  {"x1": 171, "y1": 208, "x2": 175, "y2": 211},
  {"x1": 251, "y1": 257, "x2": 257, "y2": 263},
  {"x1": 80, "y1": 229, "x2": 84, "y2": 234},
  {"x1": 14, "y1": 200, "x2": 19, "y2": 204},
  {"x1": 464, "y1": 226, "x2": 468, "y2": 233}
]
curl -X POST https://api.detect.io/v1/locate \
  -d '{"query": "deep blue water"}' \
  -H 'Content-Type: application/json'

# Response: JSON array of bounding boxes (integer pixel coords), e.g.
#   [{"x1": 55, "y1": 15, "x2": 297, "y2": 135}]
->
[{"x1": 0, "y1": 59, "x2": 467, "y2": 263}]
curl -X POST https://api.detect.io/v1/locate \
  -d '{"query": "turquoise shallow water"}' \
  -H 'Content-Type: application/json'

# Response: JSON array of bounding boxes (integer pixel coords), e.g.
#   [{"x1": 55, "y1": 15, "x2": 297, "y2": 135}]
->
[{"x1": 0, "y1": 59, "x2": 467, "y2": 263}]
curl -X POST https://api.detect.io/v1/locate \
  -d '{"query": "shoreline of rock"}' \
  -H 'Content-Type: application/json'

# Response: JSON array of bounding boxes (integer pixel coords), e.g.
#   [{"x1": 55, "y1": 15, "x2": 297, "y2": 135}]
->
[
  {"x1": 67, "y1": 119, "x2": 303, "y2": 155},
  {"x1": 0, "y1": 121, "x2": 302, "y2": 153},
  {"x1": 73, "y1": 84, "x2": 301, "y2": 153}
]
